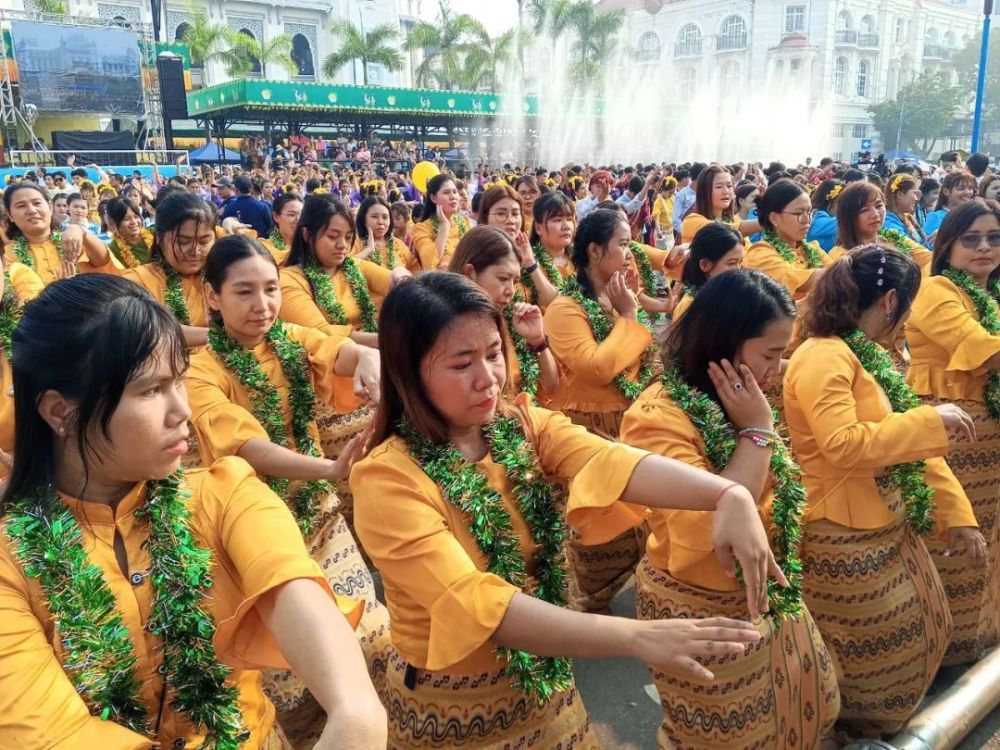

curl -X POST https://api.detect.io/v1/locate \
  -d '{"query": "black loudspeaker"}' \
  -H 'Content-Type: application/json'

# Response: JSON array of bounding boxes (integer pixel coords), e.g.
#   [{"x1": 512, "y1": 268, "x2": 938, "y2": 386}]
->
[{"x1": 157, "y1": 56, "x2": 188, "y2": 120}]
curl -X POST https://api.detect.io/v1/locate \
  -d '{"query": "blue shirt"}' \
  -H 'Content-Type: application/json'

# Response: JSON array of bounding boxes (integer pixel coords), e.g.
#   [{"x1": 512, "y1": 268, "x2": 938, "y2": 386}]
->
[
  {"x1": 807, "y1": 210, "x2": 838, "y2": 251},
  {"x1": 672, "y1": 186, "x2": 696, "y2": 233},
  {"x1": 883, "y1": 211, "x2": 925, "y2": 245},
  {"x1": 747, "y1": 207, "x2": 763, "y2": 243},
  {"x1": 922, "y1": 209, "x2": 948, "y2": 239},
  {"x1": 221, "y1": 194, "x2": 274, "y2": 237}
]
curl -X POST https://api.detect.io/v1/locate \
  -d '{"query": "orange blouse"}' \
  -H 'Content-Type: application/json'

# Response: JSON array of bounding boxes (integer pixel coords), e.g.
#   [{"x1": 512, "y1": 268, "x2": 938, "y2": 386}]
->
[
  {"x1": 410, "y1": 219, "x2": 467, "y2": 272},
  {"x1": 278, "y1": 262, "x2": 389, "y2": 333},
  {"x1": 123, "y1": 262, "x2": 209, "y2": 328},
  {"x1": 4, "y1": 238, "x2": 116, "y2": 287},
  {"x1": 744, "y1": 239, "x2": 832, "y2": 300}
]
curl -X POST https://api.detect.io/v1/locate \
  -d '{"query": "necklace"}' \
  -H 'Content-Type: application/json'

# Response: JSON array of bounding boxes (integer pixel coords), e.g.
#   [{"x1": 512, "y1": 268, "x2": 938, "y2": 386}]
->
[
  {"x1": 660, "y1": 362, "x2": 804, "y2": 618},
  {"x1": 109, "y1": 229, "x2": 153, "y2": 269},
  {"x1": 0, "y1": 271, "x2": 19, "y2": 358},
  {"x1": 941, "y1": 268, "x2": 1000, "y2": 424},
  {"x1": 503, "y1": 293, "x2": 541, "y2": 396},
  {"x1": 207, "y1": 320, "x2": 330, "y2": 534},
  {"x1": 629, "y1": 242, "x2": 660, "y2": 322},
  {"x1": 303, "y1": 259, "x2": 378, "y2": 333},
  {"x1": 561, "y1": 276, "x2": 655, "y2": 402},
  {"x1": 764, "y1": 230, "x2": 825, "y2": 269},
  {"x1": 370, "y1": 234, "x2": 398, "y2": 269},
  {"x1": 12, "y1": 231, "x2": 63, "y2": 271},
  {"x1": 398, "y1": 415, "x2": 571, "y2": 703},
  {"x1": 521, "y1": 242, "x2": 564, "y2": 304},
  {"x1": 268, "y1": 230, "x2": 286, "y2": 252},
  {"x1": 878, "y1": 227, "x2": 921, "y2": 257},
  {"x1": 161, "y1": 262, "x2": 191, "y2": 326},
  {"x1": 840, "y1": 329, "x2": 935, "y2": 533},
  {"x1": 5, "y1": 471, "x2": 247, "y2": 745},
  {"x1": 430, "y1": 214, "x2": 470, "y2": 242}
]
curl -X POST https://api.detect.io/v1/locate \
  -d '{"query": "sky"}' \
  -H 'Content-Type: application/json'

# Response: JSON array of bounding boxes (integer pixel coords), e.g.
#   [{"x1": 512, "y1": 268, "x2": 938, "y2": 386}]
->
[{"x1": 419, "y1": 0, "x2": 521, "y2": 35}]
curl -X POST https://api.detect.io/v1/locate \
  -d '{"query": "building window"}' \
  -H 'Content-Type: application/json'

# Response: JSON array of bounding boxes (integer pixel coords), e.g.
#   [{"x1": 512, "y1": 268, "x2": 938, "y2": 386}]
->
[
  {"x1": 834, "y1": 56, "x2": 847, "y2": 94},
  {"x1": 675, "y1": 24, "x2": 702, "y2": 57},
  {"x1": 718, "y1": 15, "x2": 748, "y2": 51},
  {"x1": 637, "y1": 31, "x2": 661, "y2": 62},
  {"x1": 721, "y1": 60, "x2": 742, "y2": 88},
  {"x1": 852, "y1": 123, "x2": 868, "y2": 137},
  {"x1": 836, "y1": 10, "x2": 851, "y2": 31},
  {"x1": 239, "y1": 29, "x2": 262, "y2": 75},
  {"x1": 291, "y1": 33, "x2": 314, "y2": 77},
  {"x1": 679, "y1": 66, "x2": 697, "y2": 99},
  {"x1": 790, "y1": 57, "x2": 803, "y2": 79},
  {"x1": 856, "y1": 60, "x2": 869, "y2": 97},
  {"x1": 894, "y1": 18, "x2": 905, "y2": 42},
  {"x1": 784, "y1": 5, "x2": 806, "y2": 34},
  {"x1": 175, "y1": 22, "x2": 190, "y2": 43}
]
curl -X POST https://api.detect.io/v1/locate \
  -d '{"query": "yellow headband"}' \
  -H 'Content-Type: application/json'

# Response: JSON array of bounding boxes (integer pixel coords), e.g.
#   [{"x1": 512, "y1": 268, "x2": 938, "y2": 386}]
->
[{"x1": 889, "y1": 173, "x2": 909, "y2": 193}]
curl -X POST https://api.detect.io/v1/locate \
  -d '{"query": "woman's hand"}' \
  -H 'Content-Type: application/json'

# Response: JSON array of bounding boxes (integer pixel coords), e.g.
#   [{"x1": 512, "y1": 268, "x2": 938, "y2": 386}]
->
[
  {"x1": 366, "y1": 226, "x2": 376, "y2": 253},
  {"x1": 712, "y1": 484, "x2": 788, "y2": 619},
  {"x1": 944, "y1": 526, "x2": 988, "y2": 564},
  {"x1": 629, "y1": 617, "x2": 761, "y2": 680},
  {"x1": 325, "y1": 424, "x2": 373, "y2": 483},
  {"x1": 606, "y1": 271, "x2": 638, "y2": 319},
  {"x1": 389, "y1": 266, "x2": 411, "y2": 288},
  {"x1": 352, "y1": 347, "x2": 381, "y2": 403},
  {"x1": 515, "y1": 231, "x2": 534, "y2": 268},
  {"x1": 435, "y1": 204, "x2": 450, "y2": 233},
  {"x1": 511, "y1": 302, "x2": 545, "y2": 346},
  {"x1": 60, "y1": 224, "x2": 84, "y2": 264},
  {"x1": 934, "y1": 403, "x2": 976, "y2": 442},
  {"x1": 707, "y1": 360, "x2": 773, "y2": 431},
  {"x1": 666, "y1": 243, "x2": 688, "y2": 269}
]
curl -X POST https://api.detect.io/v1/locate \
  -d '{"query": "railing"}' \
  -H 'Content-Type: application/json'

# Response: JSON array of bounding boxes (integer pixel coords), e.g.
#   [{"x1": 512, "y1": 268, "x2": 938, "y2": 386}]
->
[
  {"x1": 716, "y1": 35, "x2": 748, "y2": 51},
  {"x1": 6, "y1": 149, "x2": 189, "y2": 168},
  {"x1": 858, "y1": 32, "x2": 880, "y2": 47},
  {"x1": 674, "y1": 41, "x2": 703, "y2": 57},
  {"x1": 923, "y1": 44, "x2": 944, "y2": 59},
  {"x1": 835, "y1": 29, "x2": 859, "y2": 44}
]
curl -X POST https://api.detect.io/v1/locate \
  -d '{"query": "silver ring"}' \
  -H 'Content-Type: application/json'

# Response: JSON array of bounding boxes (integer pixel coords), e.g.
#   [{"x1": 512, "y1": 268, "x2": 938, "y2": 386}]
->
[{"x1": 733, "y1": 382, "x2": 743, "y2": 392}]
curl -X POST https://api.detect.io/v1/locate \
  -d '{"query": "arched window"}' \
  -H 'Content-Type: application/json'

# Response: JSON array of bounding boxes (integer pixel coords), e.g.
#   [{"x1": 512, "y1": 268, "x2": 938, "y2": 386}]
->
[
  {"x1": 836, "y1": 10, "x2": 852, "y2": 30},
  {"x1": 860, "y1": 15, "x2": 876, "y2": 34},
  {"x1": 856, "y1": 59, "x2": 869, "y2": 96},
  {"x1": 718, "y1": 15, "x2": 747, "y2": 51},
  {"x1": 679, "y1": 66, "x2": 697, "y2": 98},
  {"x1": 291, "y1": 33, "x2": 314, "y2": 76},
  {"x1": 239, "y1": 29, "x2": 261, "y2": 75},
  {"x1": 636, "y1": 31, "x2": 661, "y2": 62},
  {"x1": 834, "y1": 56, "x2": 848, "y2": 94},
  {"x1": 721, "y1": 60, "x2": 742, "y2": 89},
  {"x1": 175, "y1": 22, "x2": 190, "y2": 43},
  {"x1": 111, "y1": 15, "x2": 131, "y2": 29},
  {"x1": 675, "y1": 24, "x2": 702, "y2": 57},
  {"x1": 943, "y1": 30, "x2": 956, "y2": 49}
]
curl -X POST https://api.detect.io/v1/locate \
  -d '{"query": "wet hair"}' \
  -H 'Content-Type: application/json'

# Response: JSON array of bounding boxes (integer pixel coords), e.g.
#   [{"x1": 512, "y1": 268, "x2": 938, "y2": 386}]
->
[
  {"x1": 805, "y1": 245, "x2": 920, "y2": 337},
  {"x1": 756, "y1": 178, "x2": 808, "y2": 232},
  {"x1": 448, "y1": 225, "x2": 518, "y2": 275},
  {"x1": 666, "y1": 269, "x2": 795, "y2": 401},
  {"x1": 203, "y1": 234, "x2": 277, "y2": 323},
  {"x1": 682, "y1": 223, "x2": 745, "y2": 287},
  {"x1": 287, "y1": 194, "x2": 356, "y2": 269},
  {"x1": 149, "y1": 192, "x2": 216, "y2": 264},
  {"x1": 372, "y1": 272, "x2": 506, "y2": 445},
  {"x1": 691, "y1": 164, "x2": 733, "y2": 221},
  {"x1": 931, "y1": 199, "x2": 1000, "y2": 281},
  {"x1": 271, "y1": 191, "x2": 303, "y2": 217},
  {"x1": 2, "y1": 274, "x2": 188, "y2": 506},
  {"x1": 835, "y1": 182, "x2": 884, "y2": 249},
  {"x1": 105, "y1": 196, "x2": 142, "y2": 229},
  {"x1": 356, "y1": 196, "x2": 393, "y2": 242},
  {"x1": 418, "y1": 174, "x2": 456, "y2": 223},
  {"x1": 530, "y1": 191, "x2": 575, "y2": 244},
  {"x1": 2, "y1": 182, "x2": 53, "y2": 239},
  {"x1": 935, "y1": 171, "x2": 976, "y2": 210},
  {"x1": 572, "y1": 208, "x2": 628, "y2": 299},
  {"x1": 476, "y1": 185, "x2": 525, "y2": 231},
  {"x1": 811, "y1": 179, "x2": 845, "y2": 213}
]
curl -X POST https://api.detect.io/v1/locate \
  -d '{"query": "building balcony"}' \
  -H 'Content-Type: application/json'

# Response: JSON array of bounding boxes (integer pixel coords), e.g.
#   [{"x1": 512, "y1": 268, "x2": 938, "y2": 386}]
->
[
  {"x1": 835, "y1": 30, "x2": 858, "y2": 45},
  {"x1": 923, "y1": 44, "x2": 943, "y2": 59},
  {"x1": 716, "y1": 36, "x2": 748, "y2": 52},
  {"x1": 858, "y1": 32, "x2": 879, "y2": 48},
  {"x1": 674, "y1": 42, "x2": 703, "y2": 58}
]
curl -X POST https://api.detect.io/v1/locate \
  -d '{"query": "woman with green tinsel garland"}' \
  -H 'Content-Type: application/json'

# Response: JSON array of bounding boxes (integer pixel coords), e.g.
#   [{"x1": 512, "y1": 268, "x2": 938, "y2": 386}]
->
[
  {"x1": 786, "y1": 245, "x2": 983, "y2": 736},
  {"x1": 884, "y1": 173, "x2": 930, "y2": 247},
  {"x1": 905, "y1": 199, "x2": 1000, "y2": 666},
  {"x1": 259, "y1": 192, "x2": 303, "y2": 266},
  {"x1": 544, "y1": 208, "x2": 658, "y2": 612},
  {"x1": 619, "y1": 269, "x2": 840, "y2": 749},
  {"x1": 671, "y1": 222, "x2": 745, "y2": 322},
  {"x1": 0, "y1": 257, "x2": 43, "y2": 462},
  {"x1": 185, "y1": 236, "x2": 391, "y2": 746},
  {"x1": 352, "y1": 196, "x2": 413, "y2": 274},
  {"x1": 450, "y1": 226, "x2": 562, "y2": 406},
  {"x1": 526, "y1": 191, "x2": 578, "y2": 306},
  {"x1": 351, "y1": 271, "x2": 782, "y2": 750},
  {"x1": 0, "y1": 273, "x2": 386, "y2": 750}
]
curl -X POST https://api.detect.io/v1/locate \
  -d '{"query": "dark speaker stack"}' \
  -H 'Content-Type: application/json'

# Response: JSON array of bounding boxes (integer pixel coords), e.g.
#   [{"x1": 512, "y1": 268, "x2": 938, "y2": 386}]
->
[{"x1": 157, "y1": 56, "x2": 188, "y2": 120}]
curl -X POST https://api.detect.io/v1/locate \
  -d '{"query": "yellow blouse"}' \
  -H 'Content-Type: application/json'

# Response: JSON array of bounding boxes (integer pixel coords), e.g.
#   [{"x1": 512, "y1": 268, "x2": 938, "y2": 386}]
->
[
  {"x1": 1, "y1": 263, "x2": 43, "y2": 456},
  {"x1": 680, "y1": 213, "x2": 740, "y2": 245},
  {"x1": 0, "y1": 457, "x2": 361, "y2": 748},
  {"x1": 258, "y1": 238, "x2": 290, "y2": 266},
  {"x1": 653, "y1": 195, "x2": 674, "y2": 228},
  {"x1": 278, "y1": 262, "x2": 390, "y2": 333},
  {"x1": 410, "y1": 219, "x2": 465, "y2": 271},
  {"x1": 7, "y1": 261, "x2": 44, "y2": 303},
  {"x1": 619, "y1": 383, "x2": 771, "y2": 591},
  {"x1": 350, "y1": 398, "x2": 647, "y2": 673},
  {"x1": 906, "y1": 274, "x2": 1000, "y2": 402},
  {"x1": 544, "y1": 296, "x2": 653, "y2": 413},
  {"x1": 4, "y1": 238, "x2": 116, "y2": 287},
  {"x1": 672, "y1": 293, "x2": 693, "y2": 321},
  {"x1": 351, "y1": 237, "x2": 413, "y2": 271},
  {"x1": 123, "y1": 262, "x2": 209, "y2": 328},
  {"x1": 829, "y1": 242, "x2": 932, "y2": 274},
  {"x1": 186, "y1": 323, "x2": 352, "y2": 465},
  {"x1": 784, "y1": 335, "x2": 976, "y2": 532},
  {"x1": 744, "y1": 239, "x2": 833, "y2": 300}
]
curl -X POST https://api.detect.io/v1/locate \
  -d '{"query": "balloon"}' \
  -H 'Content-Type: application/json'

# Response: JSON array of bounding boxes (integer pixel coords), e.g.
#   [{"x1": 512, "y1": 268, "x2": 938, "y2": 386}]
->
[{"x1": 411, "y1": 161, "x2": 440, "y2": 194}]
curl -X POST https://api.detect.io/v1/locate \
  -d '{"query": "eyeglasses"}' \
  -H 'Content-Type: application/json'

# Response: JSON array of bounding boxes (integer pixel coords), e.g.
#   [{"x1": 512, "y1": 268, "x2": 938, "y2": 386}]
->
[
  {"x1": 781, "y1": 210, "x2": 813, "y2": 225},
  {"x1": 958, "y1": 232, "x2": 1000, "y2": 249},
  {"x1": 489, "y1": 210, "x2": 522, "y2": 220}
]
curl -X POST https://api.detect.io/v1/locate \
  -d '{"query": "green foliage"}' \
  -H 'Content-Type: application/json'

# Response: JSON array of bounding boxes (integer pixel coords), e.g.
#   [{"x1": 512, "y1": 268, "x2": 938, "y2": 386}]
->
[
  {"x1": 323, "y1": 18, "x2": 404, "y2": 85},
  {"x1": 224, "y1": 31, "x2": 297, "y2": 79},
  {"x1": 954, "y1": 30, "x2": 1000, "y2": 144},
  {"x1": 405, "y1": 1, "x2": 488, "y2": 90},
  {"x1": 179, "y1": 7, "x2": 232, "y2": 69},
  {"x1": 868, "y1": 70, "x2": 965, "y2": 156},
  {"x1": 543, "y1": 0, "x2": 625, "y2": 87}
]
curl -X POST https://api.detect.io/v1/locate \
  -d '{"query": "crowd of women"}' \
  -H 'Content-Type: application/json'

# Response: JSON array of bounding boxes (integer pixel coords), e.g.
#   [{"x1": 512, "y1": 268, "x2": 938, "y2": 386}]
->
[{"x1": 1, "y1": 149, "x2": 1000, "y2": 750}]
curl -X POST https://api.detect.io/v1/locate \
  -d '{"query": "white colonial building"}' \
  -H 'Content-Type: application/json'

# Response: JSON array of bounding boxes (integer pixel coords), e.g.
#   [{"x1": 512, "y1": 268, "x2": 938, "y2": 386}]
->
[{"x1": 596, "y1": 0, "x2": 981, "y2": 159}]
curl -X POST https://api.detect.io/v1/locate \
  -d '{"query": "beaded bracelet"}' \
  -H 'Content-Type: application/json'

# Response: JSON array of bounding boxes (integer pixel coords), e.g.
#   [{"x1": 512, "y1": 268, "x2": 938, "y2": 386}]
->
[{"x1": 738, "y1": 427, "x2": 779, "y2": 448}]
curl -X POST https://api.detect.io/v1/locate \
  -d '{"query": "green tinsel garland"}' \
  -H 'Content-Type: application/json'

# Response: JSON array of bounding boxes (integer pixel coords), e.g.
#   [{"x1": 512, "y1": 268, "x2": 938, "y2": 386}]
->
[
  {"x1": 5, "y1": 471, "x2": 247, "y2": 746},
  {"x1": 660, "y1": 362, "x2": 804, "y2": 619},
  {"x1": 503, "y1": 293, "x2": 541, "y2": 396},
  {"x1": 208, "y1": 320, "x2": 330, "y2": 534},
  {"x1": 521, "y1": 242, "x2": 564, "y2": 305},
  {"x1": 764, "y1": 230, "x2": 825, "y2": 269},
  {"x1": 1, "y1": 271, "x2": 18, "y2": 359},
  {"x1": 161, "y1": 262, "x2": 191, "y2": 326},
  {"x1": 629, "y1": 242, "x2": 660, "y2": 323},
  {"x1": 268, "y1": 230, "x2": 286, "y2": 252},
  {"x1": 878, "y1": 227, "x2": 921, "y2": 257},
  {"x1": 304, "y1": 259, "x2": 378, "y2": 333},
  {"x1": 561, "y1": 276, "x2": 655, "y2": 402},
  {"x1": 370, "y1": 235, "x2": 398, "y2": 269},
  {"x1": 430, "y1": 213, "x2": 470, "y2": 242},
  {"x1": 398, "y1": 415, "x2": 572, "y2": 703},
  {"x1": 841, "y1": 329, "x2": 935, "y2": 534},
  {"x1": 942, "y1": 267, "x2": 1000, "y2": 424},
  {"x1": 12, "y1": 231, "x2": 63, "y2": 271}
]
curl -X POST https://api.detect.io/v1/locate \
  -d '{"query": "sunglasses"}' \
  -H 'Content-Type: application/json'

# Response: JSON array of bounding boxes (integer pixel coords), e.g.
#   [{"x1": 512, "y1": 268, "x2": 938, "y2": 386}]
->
[{"x1": 958, "y1": 232, "x2": 1000, "y2": 249}]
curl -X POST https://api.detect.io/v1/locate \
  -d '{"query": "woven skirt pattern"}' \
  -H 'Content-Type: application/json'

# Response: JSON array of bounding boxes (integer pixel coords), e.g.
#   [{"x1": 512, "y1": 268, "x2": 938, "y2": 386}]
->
[
  {"x1": 383, "y1": 649, "x2": 597, "y2": 750},
  {"x1": 262, "y1": 489, "x2": 391, "y2": 748},
  {"x1": 923, "y1": 396, "x2": 1000, "y2": 665},
  {"x1": 800, "y1": 485, "x2": 951, "y2": 736},
  {"x1": 314, "y1": 399, "x2": 375, "y2": 531},
  {"x1": 562, "y1": 408, "x2": 645, "y2": 612},
  {"x1": 635, "y1": 557, "x2": 840, "y2": 750}
]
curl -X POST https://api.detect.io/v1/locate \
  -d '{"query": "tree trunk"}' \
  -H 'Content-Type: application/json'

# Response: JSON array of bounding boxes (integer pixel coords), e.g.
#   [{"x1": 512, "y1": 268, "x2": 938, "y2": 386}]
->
[{"x1": 363, "y1": 57, "x2": 369, "y2": 85}]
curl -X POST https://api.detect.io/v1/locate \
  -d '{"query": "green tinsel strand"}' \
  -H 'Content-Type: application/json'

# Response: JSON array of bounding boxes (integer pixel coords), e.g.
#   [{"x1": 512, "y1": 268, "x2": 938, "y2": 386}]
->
[
  {"x1": 764, "y1": 230, "x2": 825, "y2": 269},
  {"x1": 304, "y1": 258, "x2": 378, "y2": 333},
  {"x1": 161, "y1": 262, "x2": 192, "y2": 326},
  {"x1": 629, "y1": 242, "x2": 660, "y2": 323},
  {"x1": 521, "y1": 242, "x2": 564, "y2": 305},
  {"x1": 503, "y1": 293, "x2": 541, "y2": 397}
]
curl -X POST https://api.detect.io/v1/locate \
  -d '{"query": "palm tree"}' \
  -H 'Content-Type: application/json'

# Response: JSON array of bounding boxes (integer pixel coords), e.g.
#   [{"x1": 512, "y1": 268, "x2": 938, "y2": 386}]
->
[
  {"x1": 32, "y1": 0, "x2": 68, "y2": 15},
  {"x1": 461, "y1": 28, "x2": 522, "y2": 90},
  {"x1": 322, "y1": 18, "x2": 404, "y2": 85},
  {"x1": 225, "y1": 31, "x2": 298, "y2": 79},
  {"x1": 548, "y1": 1, "x2": 625, "y2": 87},
  {"x1": 404, "y1": 0, "x2": 487, "y2": 90},
  {"x1": 180, "y1": 8, "x2": 234, "y2": 70}
]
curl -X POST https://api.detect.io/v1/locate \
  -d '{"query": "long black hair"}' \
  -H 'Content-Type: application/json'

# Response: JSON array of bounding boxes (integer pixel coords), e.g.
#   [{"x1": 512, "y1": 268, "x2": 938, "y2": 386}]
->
[
  {"x1": 356, "y1": 196, "x2": 392, "y2": 242},
  {"x1": 572, "y1": 208, "x2": 628, "y2": 298},
  {"x1": 3, "y1": 182, "x2": 54, "y2": 239},
  {"x1": 286, "y1": 193, "x2": 355, "y2": 269},
  {"x1": 418, "y1": 174, "x2": 456, "y2": 224},
  {"x1": 666, "y1": 269, "x2": 795, "y2": 401},
  {"x1": 682, "y1": 222, "x2": 744, "y2": 287},
  {"x1": 3, "y1": 275, "x2": 188, "y2": 507},
  {"x1": 203, "y1": 234, "x2": 277, "y2": 324},
  {"x1": 150, "y1": 191, "x2": 216, "y2": 263},
  {"x1": 931, "y1": 198, "x2": 1000, "y2": 281},
  {"x1": 530, "y1": 191, "x2": 575, "y2": 245}
]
